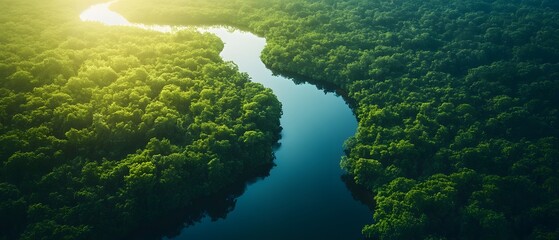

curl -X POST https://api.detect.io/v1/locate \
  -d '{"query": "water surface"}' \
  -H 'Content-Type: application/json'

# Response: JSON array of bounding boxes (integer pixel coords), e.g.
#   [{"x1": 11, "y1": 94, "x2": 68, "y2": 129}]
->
[{"x1": 80, "y1": 3, "x2": 372, "y2": 239}]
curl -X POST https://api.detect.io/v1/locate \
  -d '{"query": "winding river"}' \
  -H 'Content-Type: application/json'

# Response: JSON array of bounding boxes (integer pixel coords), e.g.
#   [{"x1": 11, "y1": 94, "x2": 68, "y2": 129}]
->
[{"x1": 81, "y1": 2, "x2": 372, "y2": 239}]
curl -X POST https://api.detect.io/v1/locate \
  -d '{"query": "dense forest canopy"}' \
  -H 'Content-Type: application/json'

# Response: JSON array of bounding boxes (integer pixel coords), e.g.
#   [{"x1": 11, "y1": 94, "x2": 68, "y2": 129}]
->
[
  {"x1": 1, "y1": 0, "x2": 559, "y2": 239},
  {"x1": 113, "y1": 0, "x2": 559, "y2": 239},
  {"x1": 0, "y1": 0, "x2": 281, "y2": 239}
]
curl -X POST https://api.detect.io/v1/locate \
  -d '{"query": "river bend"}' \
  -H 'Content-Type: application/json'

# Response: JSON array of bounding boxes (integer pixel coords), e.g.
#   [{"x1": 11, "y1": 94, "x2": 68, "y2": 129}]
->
[{"x1": 80, "y1": 2, "x2": 371, "y2": 239}]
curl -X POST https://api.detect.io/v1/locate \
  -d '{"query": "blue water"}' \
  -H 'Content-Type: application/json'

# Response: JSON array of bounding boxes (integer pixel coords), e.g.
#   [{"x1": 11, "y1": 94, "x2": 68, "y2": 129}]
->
[
  {"x1": 170, "y1": 29, "x2": 372, "y2": 240},
  {"x1": 80, "y1": 3, "x2": 372, "y2": 239}
]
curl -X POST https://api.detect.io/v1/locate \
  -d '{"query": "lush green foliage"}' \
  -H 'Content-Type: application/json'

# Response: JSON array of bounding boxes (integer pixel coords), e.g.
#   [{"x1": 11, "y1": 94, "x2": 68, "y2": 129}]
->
[
  {"x1": 0, "y1": 0, "x2": 281, "y2": 239},
  {"x1": 116, "y1": 0, "x2": 559, "y2": 238}
]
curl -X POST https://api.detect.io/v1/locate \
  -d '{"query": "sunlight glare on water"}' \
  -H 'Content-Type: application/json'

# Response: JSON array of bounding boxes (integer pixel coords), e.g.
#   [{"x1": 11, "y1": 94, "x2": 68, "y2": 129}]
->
[
  {"x1": 79, "y1": 1, "x2": 183, "y2": 33},
  {"x1": 80, "y1": 1, "x2": 252, "y2": 40},
  {"x1": 79, "y1": 1, "x2": 128, "y2": 25}
]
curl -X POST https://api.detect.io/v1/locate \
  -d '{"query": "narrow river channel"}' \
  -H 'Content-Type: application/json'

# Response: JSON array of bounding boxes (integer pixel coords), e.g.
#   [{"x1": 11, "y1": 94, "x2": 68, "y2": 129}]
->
[{"x1": 81, "y1": 2, "x2": 372, "y2": 239}]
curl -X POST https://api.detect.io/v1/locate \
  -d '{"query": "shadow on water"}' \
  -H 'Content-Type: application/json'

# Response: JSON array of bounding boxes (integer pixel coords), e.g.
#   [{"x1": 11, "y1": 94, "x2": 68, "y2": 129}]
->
[
  {"x1": 124, "y1": 163, "x2": 274, "y2": 240},
  {"x1": 341, "y1": 174, "x2": 376, "y2": 212},
  {"x1": 268, "y1": 68, "x2": 359, "y2": 115},
  {"x1": 125, "y1": 168, "x2": 377, "y2": 240}
]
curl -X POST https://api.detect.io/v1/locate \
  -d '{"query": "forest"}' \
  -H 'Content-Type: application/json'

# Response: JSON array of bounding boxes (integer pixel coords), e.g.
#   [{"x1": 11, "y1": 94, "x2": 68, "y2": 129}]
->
[
  {"x1": 113, "y1": 0, "x2": 559, "y2": 239},
  {"x1": 0, "y1": 0, "x2": 281, "y2": 239},
  {"x1": 2, "y1": 0, "x2": 559, "y2": 239}
]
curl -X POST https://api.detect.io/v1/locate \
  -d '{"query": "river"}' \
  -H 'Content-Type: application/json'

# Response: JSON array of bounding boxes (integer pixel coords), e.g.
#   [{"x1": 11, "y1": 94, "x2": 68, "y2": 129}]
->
[{"x1": 80, "y1": 2, "x2": 372, "y2": 239}]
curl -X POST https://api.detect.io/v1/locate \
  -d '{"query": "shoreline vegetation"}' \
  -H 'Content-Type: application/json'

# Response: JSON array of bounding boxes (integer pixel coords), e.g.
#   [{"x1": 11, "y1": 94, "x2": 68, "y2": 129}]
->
[{"x1": 115, "y1": 0, "x2": 559, "y2": 239}]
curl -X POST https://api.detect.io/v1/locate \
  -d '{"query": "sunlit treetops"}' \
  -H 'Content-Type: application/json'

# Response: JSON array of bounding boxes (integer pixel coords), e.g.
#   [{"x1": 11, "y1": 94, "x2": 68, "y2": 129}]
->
[{"x1": 0, "y1": 0, "x2": 281, "y2": 239}]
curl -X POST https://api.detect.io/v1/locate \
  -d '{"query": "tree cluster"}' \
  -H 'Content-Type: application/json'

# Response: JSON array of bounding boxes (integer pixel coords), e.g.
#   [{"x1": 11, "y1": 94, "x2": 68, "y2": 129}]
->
[
  {"x1": 0, "y1": 0, "x2": 281, "y2": 239},
  {"x1": 116, "y1": 0, "x2": 559, "y2": 238}
]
